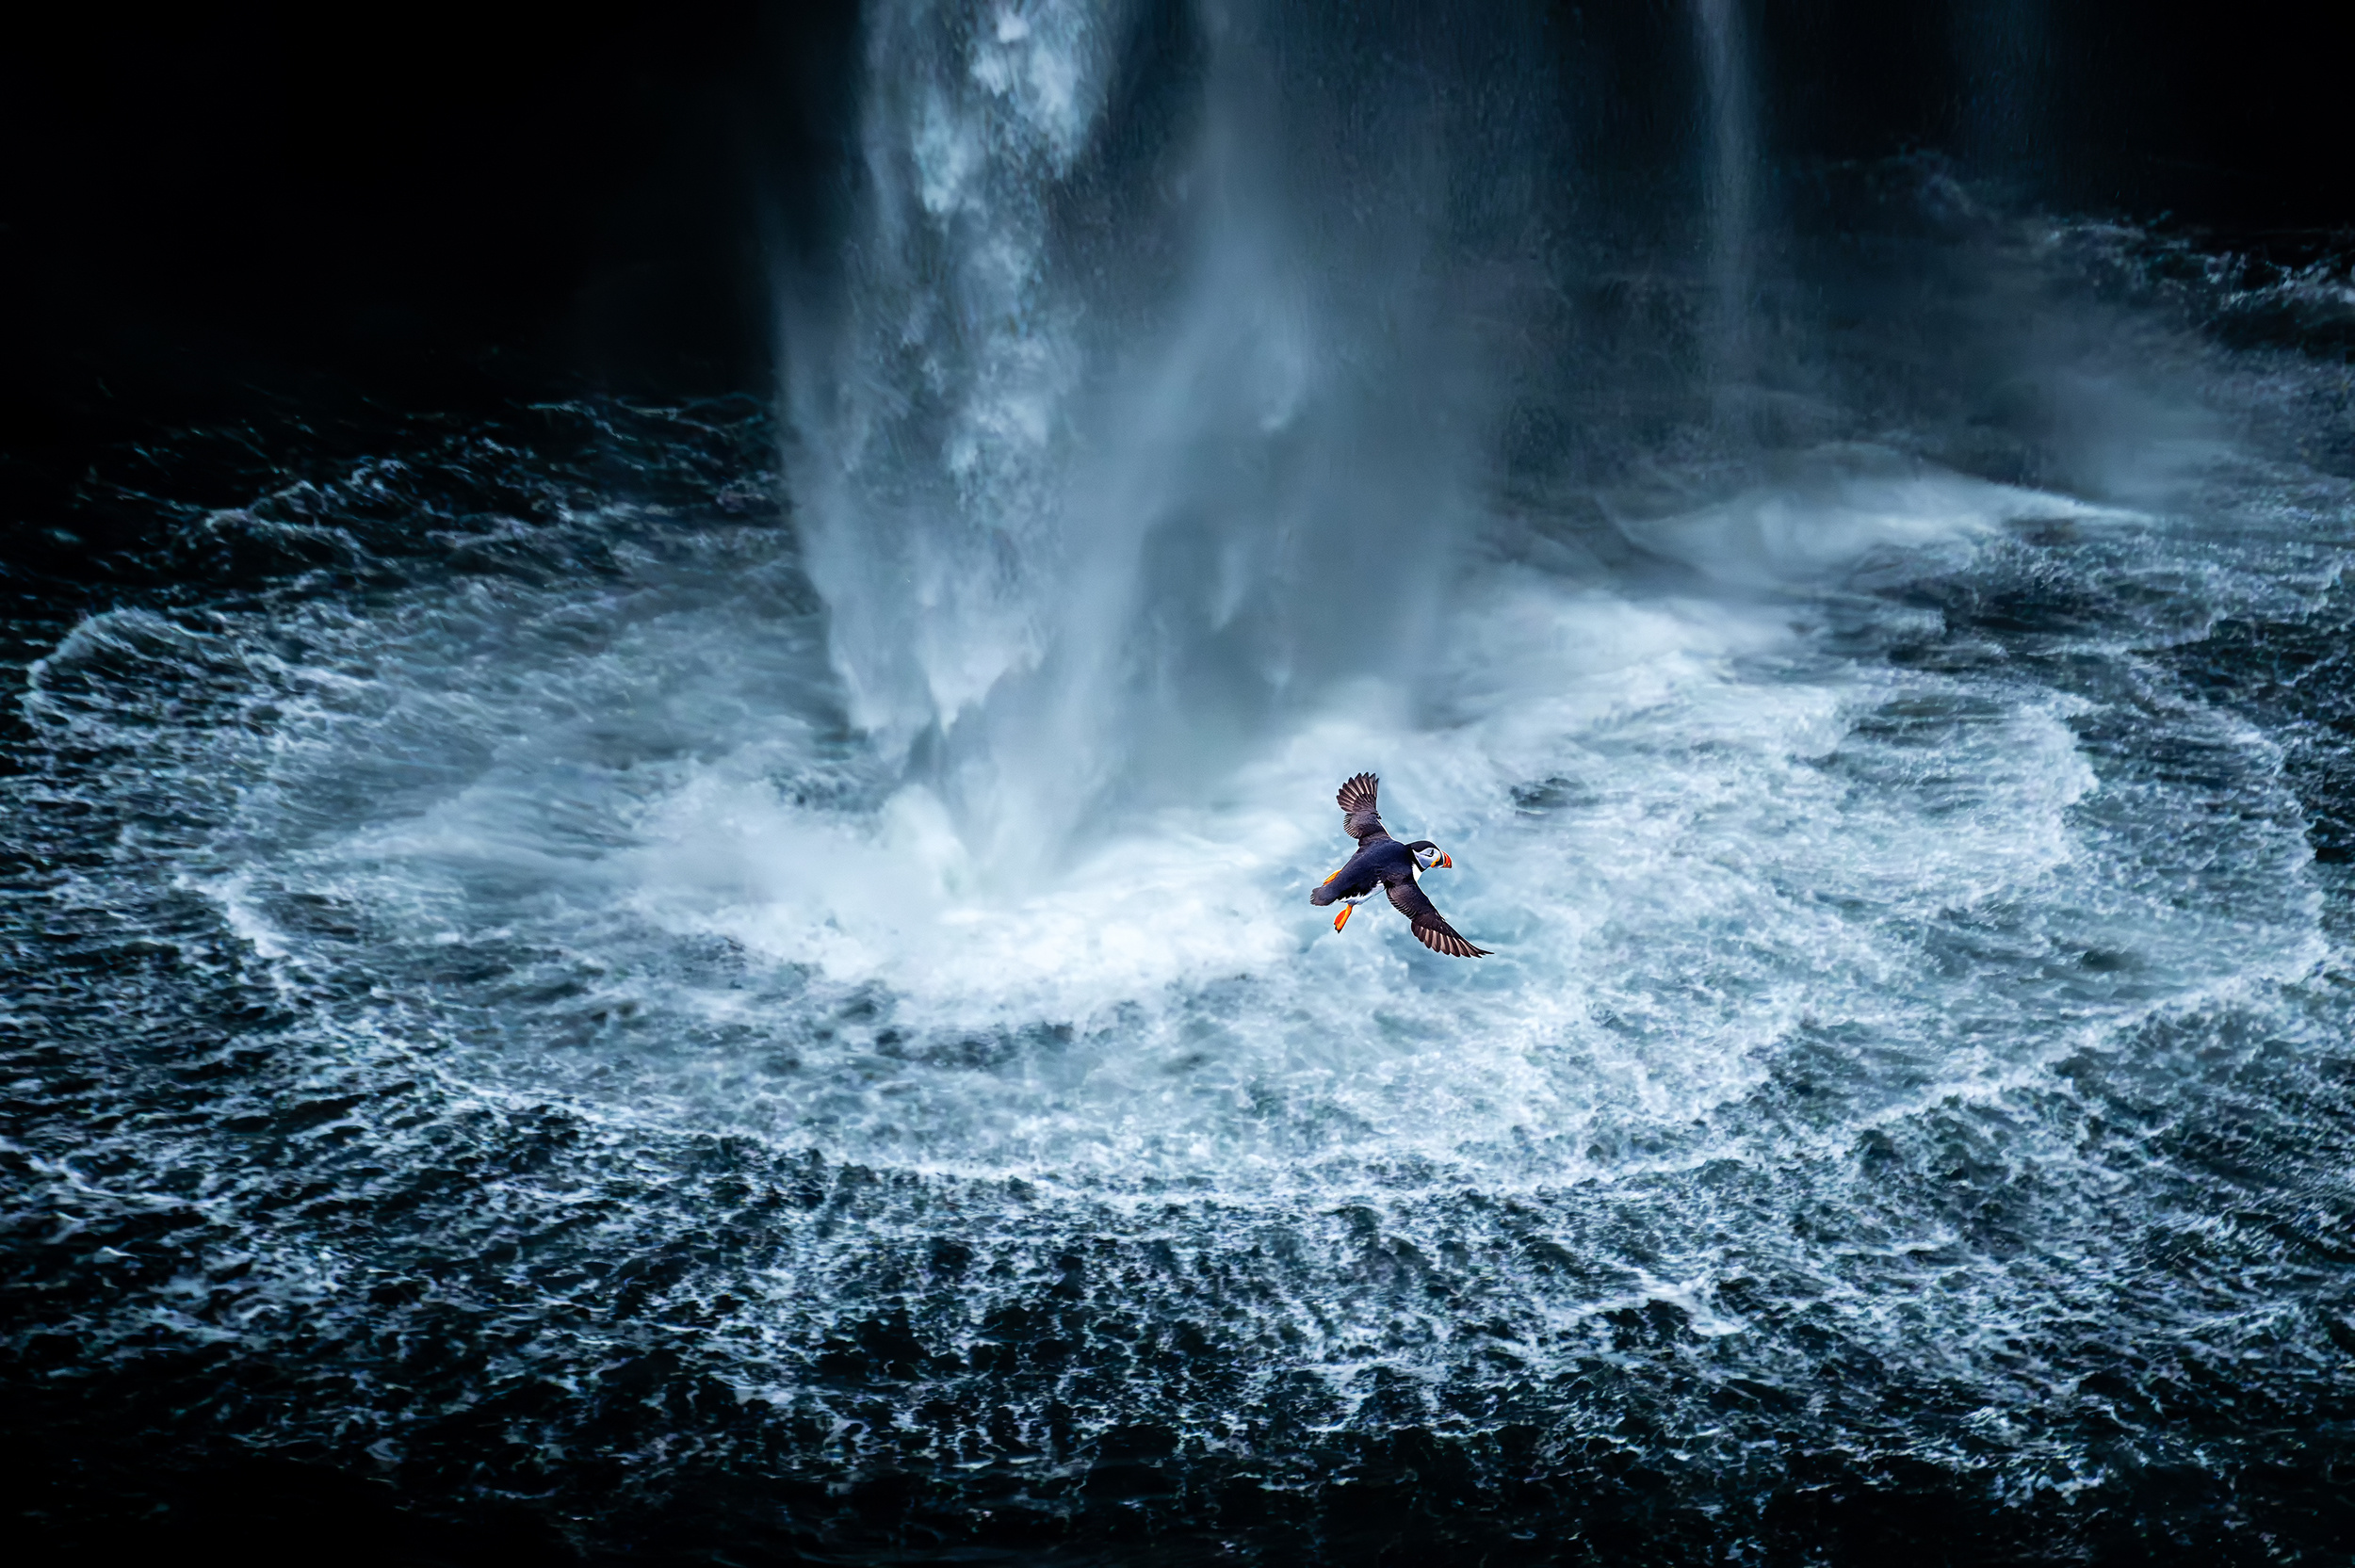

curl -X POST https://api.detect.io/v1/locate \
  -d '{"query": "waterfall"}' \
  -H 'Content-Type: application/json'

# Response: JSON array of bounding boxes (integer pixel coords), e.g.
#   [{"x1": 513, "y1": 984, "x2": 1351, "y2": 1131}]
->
[
  {"x1": 783, "y1": 0, "x2": 1484, "y2": 879},
  {"x1": 1693, "y1": 0, "x2": 1757, "y2": 397},
  {"x1": 1957, "y1": 0, "x2": 2048, "y2": 174},
  {"x1": 784, "y1": 0, "x2": 1113, "y2": 759}
]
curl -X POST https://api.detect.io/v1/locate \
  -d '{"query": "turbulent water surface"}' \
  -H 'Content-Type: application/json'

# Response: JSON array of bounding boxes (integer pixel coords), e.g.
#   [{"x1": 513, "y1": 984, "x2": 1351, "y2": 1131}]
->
[{"x1": 8, "y1": 3, "x2": 2355, "y2": 1562}]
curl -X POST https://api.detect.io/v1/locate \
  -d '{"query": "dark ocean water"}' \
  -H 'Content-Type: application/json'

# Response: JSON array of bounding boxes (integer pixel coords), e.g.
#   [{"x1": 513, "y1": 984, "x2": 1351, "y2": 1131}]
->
[{"x1": 8, "y1": 1, "x2": 2355, "y2": 1558}]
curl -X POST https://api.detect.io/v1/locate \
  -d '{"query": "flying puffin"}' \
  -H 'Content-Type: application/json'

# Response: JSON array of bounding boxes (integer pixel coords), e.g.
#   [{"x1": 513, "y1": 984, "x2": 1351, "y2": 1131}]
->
[{"x1": 1309, "y1": 772, "x2": 1489, "y2": 957}]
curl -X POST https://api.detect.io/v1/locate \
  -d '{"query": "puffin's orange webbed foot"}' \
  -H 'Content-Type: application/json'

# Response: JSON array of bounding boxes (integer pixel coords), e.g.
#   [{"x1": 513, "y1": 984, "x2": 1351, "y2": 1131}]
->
[
  {"x1": 1333, "y1": 904, "x2": 1354, "y2": 932},
  {"x1": 1323, "y1": 869, "x2": 1341, "y2": 884}
]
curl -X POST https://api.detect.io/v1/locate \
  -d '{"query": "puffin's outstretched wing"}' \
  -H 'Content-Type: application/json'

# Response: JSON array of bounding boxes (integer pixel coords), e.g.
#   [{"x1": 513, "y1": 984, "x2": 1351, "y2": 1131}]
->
[
  {"x1": 1386, "y1": 878, "x2": 1490, "y2": 958},
  {"x1": 1337, "y1": 772, "x2": 1390, "y2": 844}
]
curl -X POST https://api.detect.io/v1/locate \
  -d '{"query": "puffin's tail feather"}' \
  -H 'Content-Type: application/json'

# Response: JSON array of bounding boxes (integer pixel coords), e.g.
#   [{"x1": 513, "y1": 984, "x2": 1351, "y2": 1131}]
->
[{"x1": 1337, "y1": 772, "x2": 1379, "y2": 816}]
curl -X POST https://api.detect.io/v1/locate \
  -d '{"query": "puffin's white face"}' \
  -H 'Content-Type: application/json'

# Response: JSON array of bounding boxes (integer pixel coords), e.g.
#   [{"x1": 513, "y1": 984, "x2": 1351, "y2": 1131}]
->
[{"x1": 1413, "y1": 845, "x2": 1454, "y2": 873}]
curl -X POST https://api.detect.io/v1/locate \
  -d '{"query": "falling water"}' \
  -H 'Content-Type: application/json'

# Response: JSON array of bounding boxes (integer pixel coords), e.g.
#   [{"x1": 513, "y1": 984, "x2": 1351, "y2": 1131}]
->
[
  {"x1": 1693, "y1": 0, "x2": 1756, "y2": 394},
  {"x1": 1957, "y1": 0, "x2": 2048, "y2": 170},
  {"x1": 784, "y1": 0, "x2": 1498, "y2": 878}
]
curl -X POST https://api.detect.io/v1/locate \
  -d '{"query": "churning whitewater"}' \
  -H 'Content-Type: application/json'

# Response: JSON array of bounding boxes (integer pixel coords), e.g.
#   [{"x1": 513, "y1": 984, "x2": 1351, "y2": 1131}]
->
[{"x1": 6, "y1": 0, "x2": 2354, "y2": 1560}]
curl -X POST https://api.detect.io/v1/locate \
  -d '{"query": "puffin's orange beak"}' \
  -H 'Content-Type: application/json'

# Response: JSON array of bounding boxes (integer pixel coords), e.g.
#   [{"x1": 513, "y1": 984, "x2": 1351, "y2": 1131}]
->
[
  {"x1": 1438, "y1": 853, "x2": 1453, "y2": 869},
  {"x1": 1333, "y1": 904, "x2": 1355, "y2": 932}
]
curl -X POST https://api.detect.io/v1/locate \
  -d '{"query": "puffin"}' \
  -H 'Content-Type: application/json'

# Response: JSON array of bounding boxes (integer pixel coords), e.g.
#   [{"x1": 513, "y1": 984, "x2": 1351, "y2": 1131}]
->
[{"x1": 1309, "y1": 772, "x2": 1490, "y2": 957}]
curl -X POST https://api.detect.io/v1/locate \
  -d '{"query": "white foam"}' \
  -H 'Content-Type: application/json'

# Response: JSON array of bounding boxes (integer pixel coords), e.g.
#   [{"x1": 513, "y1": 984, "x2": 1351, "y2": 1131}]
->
[
  {"x1": 542, "y1": 469, "x2": 2221, "y2": 1184},
  {"x1": 629, "y1": 767, "x2": 1307, "y2": 1024},
  {"x1": 62, "y1": 436, "x2": 2325, "y2": 1200},
  {"x1": 180, "y1": 873, "x2": 293, "y2": 964},
  {"x1": 1614, "y1": 449, "x2": 2114, "y2": 587}
]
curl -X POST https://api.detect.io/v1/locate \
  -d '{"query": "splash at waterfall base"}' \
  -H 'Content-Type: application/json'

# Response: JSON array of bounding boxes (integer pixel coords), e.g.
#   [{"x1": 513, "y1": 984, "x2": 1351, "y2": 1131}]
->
[{"x1": 8, "y1": 219, "x2": 2355, "y2": 1561}]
